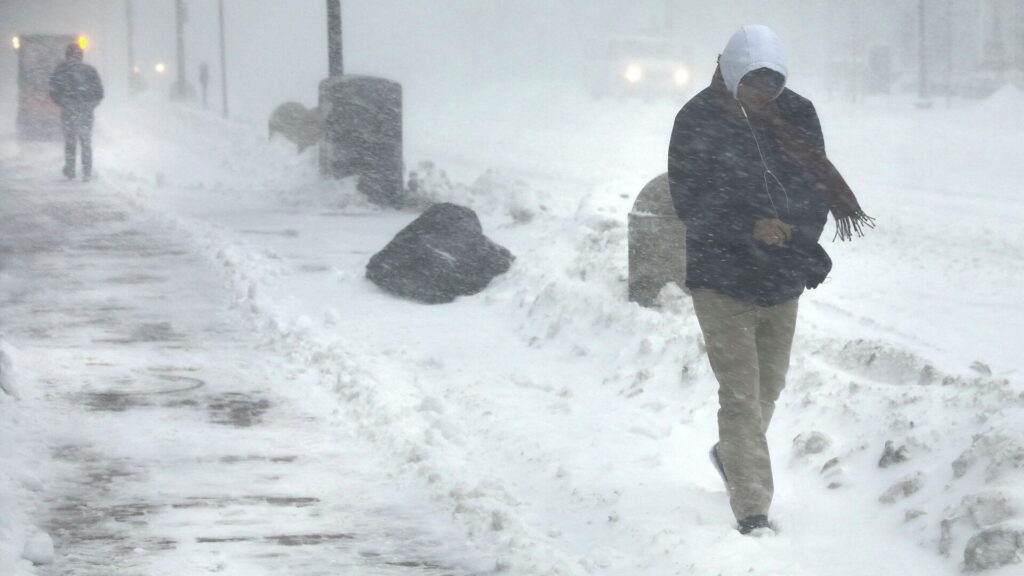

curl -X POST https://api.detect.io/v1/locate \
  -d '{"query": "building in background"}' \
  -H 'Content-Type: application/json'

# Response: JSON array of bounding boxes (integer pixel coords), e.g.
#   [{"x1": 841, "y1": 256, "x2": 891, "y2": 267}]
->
[
  {"x1": 825, "y1": 0, "x2": 1024, "y2": 100},
  {"x1": 966, "y1": 0, "x2": 1024, "y2": 94},
  {"x1": 651, "y1": 0, "x2": 1024, "y2": 101}
]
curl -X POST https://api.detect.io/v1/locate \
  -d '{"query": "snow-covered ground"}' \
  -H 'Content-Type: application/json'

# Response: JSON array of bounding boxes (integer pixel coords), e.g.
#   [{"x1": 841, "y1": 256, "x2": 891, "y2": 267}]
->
[
  {"x1": 0, "y1": 142, "x2": 500, "y2": 575},
  {"x1": 2, "y1": 82, "x2": 1023, "y2": 575}
]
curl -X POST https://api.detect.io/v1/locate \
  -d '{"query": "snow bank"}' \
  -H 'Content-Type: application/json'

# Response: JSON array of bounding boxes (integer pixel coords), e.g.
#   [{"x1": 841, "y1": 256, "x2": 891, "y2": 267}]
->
[
  {"x1": 0, "y1": 338, "x2": 49, "y2": 575},
  {"x1": 20, "y1": 532, "x2": 53, "y2": 566},
  {"x1": 974, "y1": 85, "x2": 1024, "y2": 119},
  {"x1": 85, "y1": 91, "x2": 1023, "y2": 575},
  {"x1": 408, "y1": 161, "x2": 560, "y2": 225},
  {"x1": 1, "y1": 339, "x2": 20, "y2": 399}
]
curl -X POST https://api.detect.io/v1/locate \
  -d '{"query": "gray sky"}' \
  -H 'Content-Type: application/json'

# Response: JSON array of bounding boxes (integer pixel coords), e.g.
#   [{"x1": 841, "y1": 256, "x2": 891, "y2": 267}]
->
[{"x1": 2, "y1": 1, "x2": 965, "y2": 122}]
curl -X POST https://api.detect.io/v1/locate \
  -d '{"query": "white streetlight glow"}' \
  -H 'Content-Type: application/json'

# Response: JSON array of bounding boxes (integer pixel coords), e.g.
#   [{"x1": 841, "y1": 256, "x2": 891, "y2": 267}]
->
[
  {"x1": 674, "y1": 67, "x2": 690, "y2": 86},
  {"x1": 625, "y1": 64, "x2": 644, "y2": 83}
]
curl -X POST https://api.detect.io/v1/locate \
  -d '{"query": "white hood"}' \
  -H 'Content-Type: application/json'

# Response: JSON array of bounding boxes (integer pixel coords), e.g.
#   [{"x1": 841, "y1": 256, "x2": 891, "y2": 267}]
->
[{"x1": 719, "y1": 25, "x2": 789, "y2": 99}]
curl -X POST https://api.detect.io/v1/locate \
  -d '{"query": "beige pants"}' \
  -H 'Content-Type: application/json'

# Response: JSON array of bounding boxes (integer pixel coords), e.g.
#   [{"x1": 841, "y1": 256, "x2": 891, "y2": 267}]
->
[{"x1": 690, "y1": 289, "x2": 798, "y2": 521}]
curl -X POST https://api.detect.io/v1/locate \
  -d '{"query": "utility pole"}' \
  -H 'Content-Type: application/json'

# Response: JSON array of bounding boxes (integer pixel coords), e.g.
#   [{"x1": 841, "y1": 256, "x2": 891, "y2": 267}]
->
[
  {"x1": 946, "y1": 0, "x2": 953, "y2": 108},
  {"x1": 172, "y1": 0, "x2": 189, "y2": 100},
  {"x1": 125, "y1": 0, "x2": 138, "y2": 92},
  {"x1": 917, "y1": 0, "x2": 931, "y2": 107},
  {"x1": 199, "y1": 63, "x2": 210, "y2": 109},
  {"x1": 851, "y1": 2, "x2": 861, "y2": 103},
  {"x1": 327, "y1": 0, "x2": 343, "y2": 77},
  {"x1": 219, "y1": 0, "x2": 229, "y2": 117}
]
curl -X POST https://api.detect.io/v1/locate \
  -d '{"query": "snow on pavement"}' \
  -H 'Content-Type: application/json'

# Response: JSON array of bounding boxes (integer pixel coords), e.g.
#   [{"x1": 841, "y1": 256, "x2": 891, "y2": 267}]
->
[
  {"x1": 2, "y1": 84, "x2": 1023, "y2": 575},
  {"x1": 0, "y1": 151, "x2": 494, "y2": 575}
]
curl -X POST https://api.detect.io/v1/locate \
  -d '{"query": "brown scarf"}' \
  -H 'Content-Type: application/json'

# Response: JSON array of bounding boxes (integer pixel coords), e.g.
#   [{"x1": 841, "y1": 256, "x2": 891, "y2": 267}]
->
[{"x1": 712, "y1": 67, "x2": 875, "y2": 241}]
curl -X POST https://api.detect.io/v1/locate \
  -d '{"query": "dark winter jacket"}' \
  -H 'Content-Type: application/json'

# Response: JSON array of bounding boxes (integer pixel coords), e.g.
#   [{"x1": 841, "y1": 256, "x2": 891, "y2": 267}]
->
[
  {"x1": 667, "y1": 77, "x2": 831, "y2": 307},
  {"x1": 49, "y1": 60, "x2": 104, "y2": 112}
]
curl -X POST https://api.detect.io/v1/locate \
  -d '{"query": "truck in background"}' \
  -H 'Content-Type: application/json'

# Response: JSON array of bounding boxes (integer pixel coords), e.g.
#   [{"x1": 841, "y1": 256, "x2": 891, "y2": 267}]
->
[
  {"x1": 12, "y1": 34, "x2": 81, "y2": 141},
  {"x1": 585, "y1": 34, "x2": 694, "y2": 101}
]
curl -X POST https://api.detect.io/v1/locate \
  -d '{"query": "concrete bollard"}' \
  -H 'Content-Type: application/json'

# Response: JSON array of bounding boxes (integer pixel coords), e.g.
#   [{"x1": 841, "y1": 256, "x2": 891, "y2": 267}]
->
[
  {"x1": 628, "y1": 173, "x2": 687, "y2": 307},
  {"x1": 319, "y1": 75, "x2": 404, "y2": 207}
]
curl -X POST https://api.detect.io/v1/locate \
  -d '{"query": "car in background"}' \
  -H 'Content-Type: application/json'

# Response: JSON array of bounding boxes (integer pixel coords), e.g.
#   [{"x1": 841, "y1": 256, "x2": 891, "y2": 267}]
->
[
  {"x1": 11, "y1": 34, "x2": 84, "y2": 140},
  {"x1": 585, "y1": 35, "x2": 694, "y2": 100}
]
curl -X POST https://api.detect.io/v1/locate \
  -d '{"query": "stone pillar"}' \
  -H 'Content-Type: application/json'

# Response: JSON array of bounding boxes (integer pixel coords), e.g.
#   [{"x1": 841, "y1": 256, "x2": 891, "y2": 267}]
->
[
  {"x1": 628, "y1": 173, "x2": 687, "y2": 307},
  {"x1": 319, "y1": 75, "x2": 404, "y2": 208}
]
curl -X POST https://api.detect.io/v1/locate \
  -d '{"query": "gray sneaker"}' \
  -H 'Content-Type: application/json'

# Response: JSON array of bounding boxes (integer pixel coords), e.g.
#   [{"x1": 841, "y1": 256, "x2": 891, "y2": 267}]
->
[{"x1": 738, "y1": 514, "x2": 777, "y2": 536}]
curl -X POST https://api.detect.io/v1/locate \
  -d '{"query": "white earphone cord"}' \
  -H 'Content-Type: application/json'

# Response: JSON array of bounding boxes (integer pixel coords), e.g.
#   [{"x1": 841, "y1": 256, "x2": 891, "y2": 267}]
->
[{"x1": 740, "y1": 104, "x2": 791, "y2": 218}]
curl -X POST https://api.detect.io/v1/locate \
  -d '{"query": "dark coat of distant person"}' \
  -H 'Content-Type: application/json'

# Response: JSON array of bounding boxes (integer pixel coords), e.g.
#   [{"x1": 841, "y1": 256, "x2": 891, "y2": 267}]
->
[{"x1": 49, "y1": 51, "x2": 104, "y2": 113}]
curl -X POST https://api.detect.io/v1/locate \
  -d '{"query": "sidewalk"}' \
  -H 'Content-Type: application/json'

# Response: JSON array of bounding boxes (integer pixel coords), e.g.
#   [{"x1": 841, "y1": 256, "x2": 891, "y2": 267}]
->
[{"x1": 0, "y1": 157, "x2": 485, "y2": 575}]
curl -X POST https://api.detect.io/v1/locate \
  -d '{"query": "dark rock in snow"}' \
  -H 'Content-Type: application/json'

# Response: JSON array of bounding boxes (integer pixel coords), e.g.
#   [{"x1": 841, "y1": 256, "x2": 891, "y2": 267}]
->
[
  {"x1": 821, "y1": 457, "x2": 841, "y2": 474},
  {"x1": 792, "y1": 431, "x2": 832, "y2": 457},
  {"x1": 268, "y1": 102, "x2": 322, "y2": 153},
  {"x1": 953, "y1": 433, "x2": 1024, "y2": 483},
  {"x1": 904, "y1": 509, "x2": 927, "y2": 522},
  {"x1": 960, "y1": 493, "x2": 1018, "y2": 529},
  {"x1": 963, "y1": 525, "x2": 1024, "y2": 572},
  {"x1": 819, "y1": 457, "x2": 845, "y2": 489},
  {"x1": 879, "y1": 471, "x2": 925, "y2": 504},
  {"x1": 365, "y1": 203, "x2": 513, "y2": 304},
  {"x1": 879, "y1": 440, "x2": 910, "y2": 468},
  {"x1": 940, "y1": 491, "x2": 1018, "y2": 557}
]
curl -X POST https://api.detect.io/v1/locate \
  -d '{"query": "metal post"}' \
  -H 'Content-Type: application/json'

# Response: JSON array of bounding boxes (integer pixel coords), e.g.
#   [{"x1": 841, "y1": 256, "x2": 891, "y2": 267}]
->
[
  {"x1": 327, "y1": 0, "x2": 343, "y2": 77},
  {"x1": 173, "y1": 0, "x2": 188, "y2": 99},
  {"x1": 851, "y1": 2, "x2": 861, "y2": 103},
  {"x1": 126, "y1": 0, "x2": 136, "y2": 91},
  {"x1": 199, "y1": 63, "x2": 209, "y2": 109},
  {"x1": 918, "y1": 0, "x2": 930, "y2": 106},
  {"x1": 946, "y1": 0, "x2": 953, "y2": 108},
  {"x1": 219, "y1": 0, "x2": 229, "y2": 117}
]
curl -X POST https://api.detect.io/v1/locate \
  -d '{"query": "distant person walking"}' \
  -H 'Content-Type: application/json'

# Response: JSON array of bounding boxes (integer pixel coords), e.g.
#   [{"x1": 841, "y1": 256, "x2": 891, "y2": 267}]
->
[
  {"x1": 49, "y1": 43, "x2": 104, "y2": 181},
  {"x1": 667, "y1": 25, "x2": 872, "y2": 535}
]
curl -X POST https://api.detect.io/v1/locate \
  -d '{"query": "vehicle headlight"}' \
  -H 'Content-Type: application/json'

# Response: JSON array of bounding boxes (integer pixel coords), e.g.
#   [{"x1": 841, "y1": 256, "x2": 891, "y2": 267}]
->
[
  {"x1": 674, "y1": 67, "x2": 690, "y2": 86},
  {"x1": 625, "y1": 64, "x2": 644, "y2": 83},
  {"x1": 155, "y1": 62, "x2": 167, "y2": 74}
]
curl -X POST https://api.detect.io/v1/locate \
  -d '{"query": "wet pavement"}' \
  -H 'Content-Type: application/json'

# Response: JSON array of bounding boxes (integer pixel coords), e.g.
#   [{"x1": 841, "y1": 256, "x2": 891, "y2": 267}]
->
[{"x1": 0, "y1": 165, "x2": 484, "y2": 575}]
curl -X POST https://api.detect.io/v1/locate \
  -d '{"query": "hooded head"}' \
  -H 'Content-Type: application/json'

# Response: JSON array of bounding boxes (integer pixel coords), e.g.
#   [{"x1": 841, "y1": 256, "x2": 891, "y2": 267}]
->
[
  {"x1": 65, "y1": 43, "x2": 84, "y2": 62},
  {"x1": 719, "y1": 25, "x2": 788, "y2": 100}
]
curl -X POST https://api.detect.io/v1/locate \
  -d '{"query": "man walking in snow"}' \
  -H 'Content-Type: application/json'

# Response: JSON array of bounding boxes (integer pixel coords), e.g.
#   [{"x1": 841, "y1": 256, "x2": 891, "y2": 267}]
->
[
  {"x1": 49, "y1": 43, "x2": 104, "y2": 182},
  {"x1": 667, "y1": 25, "x2": 872, "y2": 535}
]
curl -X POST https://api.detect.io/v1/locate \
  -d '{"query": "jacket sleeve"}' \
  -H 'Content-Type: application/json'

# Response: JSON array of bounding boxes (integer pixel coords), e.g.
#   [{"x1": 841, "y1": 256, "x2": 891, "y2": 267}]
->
[
  {"x1": 794, "y1": 101, "x2": 826, "y2": 156},
  {"x1": 667, "y1": 106, "x2": 763, "y2": 245},
  {"x1": 87, "y1": 67, "x2": 104, "y2": 105},
  {"x1": 791, "y1": 101, "x2": 831, "y2": 242}
]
